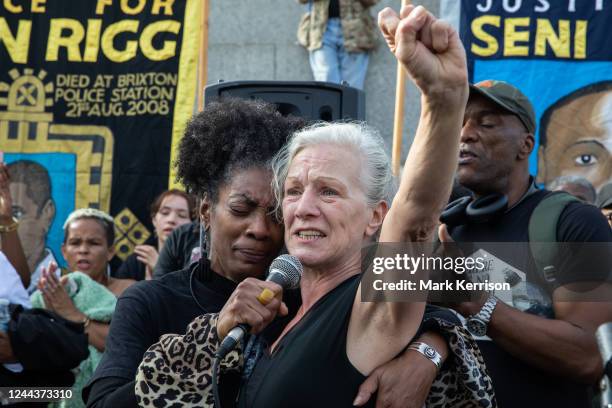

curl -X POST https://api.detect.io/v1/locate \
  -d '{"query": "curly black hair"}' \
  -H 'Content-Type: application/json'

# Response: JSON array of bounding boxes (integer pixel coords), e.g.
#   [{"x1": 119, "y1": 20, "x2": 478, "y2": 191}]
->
[{"x1": 176, "y1": 97, "x2": 305, "y2": 202}]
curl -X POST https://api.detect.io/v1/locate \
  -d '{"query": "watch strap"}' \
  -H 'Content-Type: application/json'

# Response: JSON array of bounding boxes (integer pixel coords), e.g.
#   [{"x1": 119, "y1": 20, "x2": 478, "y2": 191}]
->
[{"x1": 473, "y1": 296, "x2": 498, "y2": 325}]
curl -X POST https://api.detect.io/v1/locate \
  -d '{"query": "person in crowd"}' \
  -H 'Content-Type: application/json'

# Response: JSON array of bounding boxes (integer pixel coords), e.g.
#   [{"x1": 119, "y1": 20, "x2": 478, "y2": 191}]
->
[
  {"x1": 0, "y1": 252, "x2": 29, "y2": 309},
  {"x1": 1, "y1": 297, "x2": 88, "y2": 399},
  {"x1": 116, "y1": 189, "x2": 196, "y2": 281},
  {"x1": 31, "y1": 209, "x2": 136, "y2": 407},
  {"x1": 1, "y1": 161, "x2": 34, "y2": 383},
  {"x1": 34, "y1": 209, "x2": 135, "y2": 341},
  {"x1": 37, "y1": 209, "x2": 136, "y2": 342},
  {"x1": 1, "y1": 235, "x2": 88, "y2": 404},
  {"x1": 442, "y1": 78, "x2": 612, "y2": 407},
  {"x1": 537, "y1": 81, "x2": 612, "y2": 193},
  {"x1": 0, "y1": 244, "x2": 32, "y2": 375},
  {"x1": 0, "y1": 162, "x2": 30, "y2": 291},
  {"x1": 151, "y1": 219, "x2": 201, "y2": 279},
  {"x1": 547, "y1": 175, "x2": 597, "y2": 204},
  {"x1": 1, "y1": 163, "x2": 30, "y2": 362},
  {"x1": 297, "y1": 0, "x2": 379, "y2": 90},
  {"x1": 598, "y1": 183, "x2": 612, "y2": 227},
  {"x1": 134, "y1": 6, "x2": 494, "y2": 408},
  {"x1": 7, "y1": 160, "x2": 56, "y2": 293}
]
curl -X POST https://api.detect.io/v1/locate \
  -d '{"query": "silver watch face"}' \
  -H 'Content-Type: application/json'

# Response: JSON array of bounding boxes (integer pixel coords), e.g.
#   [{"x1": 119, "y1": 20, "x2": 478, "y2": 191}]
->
[{"x1": 467, "y1": 318, "x2": 487, "y2": 336}]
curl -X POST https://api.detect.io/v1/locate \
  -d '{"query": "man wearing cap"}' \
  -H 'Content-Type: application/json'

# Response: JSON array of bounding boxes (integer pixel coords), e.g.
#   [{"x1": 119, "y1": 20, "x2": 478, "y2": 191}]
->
[{"x1": 444, "y1": 80, "x2": 612, "y2": 407}]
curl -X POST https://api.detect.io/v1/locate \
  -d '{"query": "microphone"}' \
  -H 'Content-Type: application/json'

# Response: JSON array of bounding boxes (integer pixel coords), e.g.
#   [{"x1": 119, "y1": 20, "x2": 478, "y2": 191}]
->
[{"x1": 215, "y1": 254, "x2": 302, "y2": 359}]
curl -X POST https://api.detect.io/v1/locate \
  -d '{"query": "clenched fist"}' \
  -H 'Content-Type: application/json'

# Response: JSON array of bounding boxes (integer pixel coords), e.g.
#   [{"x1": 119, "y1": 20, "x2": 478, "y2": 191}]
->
[{"x1": 378, "y1": 5, "x2": 468, "y2": 101}]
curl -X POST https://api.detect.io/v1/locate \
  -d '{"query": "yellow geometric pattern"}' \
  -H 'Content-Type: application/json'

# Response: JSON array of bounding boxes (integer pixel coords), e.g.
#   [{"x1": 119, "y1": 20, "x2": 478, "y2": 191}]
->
[
  {"x1": 114, "y1": 207, "x2": 151, "y2": 261},
  {"x1": 0, "y1": 68, "x2": 113, "y2": 211}
]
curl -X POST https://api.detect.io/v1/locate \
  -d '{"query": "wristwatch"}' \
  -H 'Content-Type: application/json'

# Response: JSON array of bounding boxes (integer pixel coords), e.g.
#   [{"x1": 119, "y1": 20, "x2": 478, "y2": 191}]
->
[
  {"x1": 408, "y1": 342, "x2": 443, "y2": 371},
  {"x1": 0, "y1": 217, "x2": 19, "y2": 233},
  {"x1": 466, "y1": 296, "x2": 498, "y2": 337}
]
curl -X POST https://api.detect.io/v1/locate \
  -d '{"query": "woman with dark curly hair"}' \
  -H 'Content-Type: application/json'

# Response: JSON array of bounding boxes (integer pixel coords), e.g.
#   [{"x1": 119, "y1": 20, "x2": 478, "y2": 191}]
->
[{"x1": 83, "y1": 98, "x2": 305, "y2": 408}]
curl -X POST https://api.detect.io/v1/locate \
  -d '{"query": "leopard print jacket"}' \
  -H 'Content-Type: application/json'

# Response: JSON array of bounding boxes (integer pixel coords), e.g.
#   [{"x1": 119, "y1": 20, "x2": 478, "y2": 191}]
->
[
  {"x1": 427, "y1": 318, "x2": 497, "y2": 407},
  {"x1": 135, "y1": 314, "x2": 242, "y2": 407},
  {"x1": 135, "y1": 314, "x2": 496, "y2": 407}
]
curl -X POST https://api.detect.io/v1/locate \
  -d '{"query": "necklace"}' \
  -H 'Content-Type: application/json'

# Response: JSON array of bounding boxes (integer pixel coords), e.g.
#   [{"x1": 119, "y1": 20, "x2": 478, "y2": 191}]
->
[{"x1": 189, "y1": 264, "x2": 208, "y2": 313}]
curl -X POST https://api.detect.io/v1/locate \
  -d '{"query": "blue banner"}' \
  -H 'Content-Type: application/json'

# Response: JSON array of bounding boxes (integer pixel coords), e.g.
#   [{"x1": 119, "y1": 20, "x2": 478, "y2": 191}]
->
[{"x1": 459, "y1": 0, "x2": 612, "y2": 193}]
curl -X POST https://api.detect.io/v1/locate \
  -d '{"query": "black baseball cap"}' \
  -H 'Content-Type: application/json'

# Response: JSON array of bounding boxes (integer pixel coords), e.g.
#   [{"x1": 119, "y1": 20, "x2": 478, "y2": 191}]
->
[{"x1": 469, "y1": 80, "x2": 536, "y2": 134}]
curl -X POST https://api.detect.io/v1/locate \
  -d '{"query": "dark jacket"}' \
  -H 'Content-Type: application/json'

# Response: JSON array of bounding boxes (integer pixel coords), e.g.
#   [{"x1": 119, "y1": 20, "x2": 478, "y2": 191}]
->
[{"x1": 1, "y1": 304, "x2": 89, "y2": 388}]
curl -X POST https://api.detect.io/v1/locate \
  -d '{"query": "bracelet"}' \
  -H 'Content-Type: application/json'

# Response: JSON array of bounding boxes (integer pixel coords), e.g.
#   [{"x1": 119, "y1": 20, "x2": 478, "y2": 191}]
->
[
  {"x1": 408, "y1": 341, "x2": 443, "y2": 371},
  {"x1": 82, "y1": 317, "x2": 91, "y2": 329},
  {"x1": 0, "y1": 217, "x2": 18, "y2": 233}
]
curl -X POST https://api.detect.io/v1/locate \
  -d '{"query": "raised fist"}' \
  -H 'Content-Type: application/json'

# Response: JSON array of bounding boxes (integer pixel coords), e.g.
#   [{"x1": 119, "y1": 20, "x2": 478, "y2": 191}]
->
[{"x1": 378, "y1": 5, "x2": 468, "y2": 99}]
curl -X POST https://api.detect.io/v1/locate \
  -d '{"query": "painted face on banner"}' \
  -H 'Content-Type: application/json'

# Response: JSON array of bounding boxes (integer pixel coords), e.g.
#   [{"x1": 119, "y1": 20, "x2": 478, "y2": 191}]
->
[
  {"x1": 538, "y1": 89, "x2": 612, "y2": 193},
  {"x1": 10, "y1": 181, "x2": 55, "y2": 271}
]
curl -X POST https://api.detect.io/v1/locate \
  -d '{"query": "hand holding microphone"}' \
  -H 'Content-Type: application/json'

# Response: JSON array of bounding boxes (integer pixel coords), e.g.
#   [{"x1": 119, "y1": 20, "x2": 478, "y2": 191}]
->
[
  {"x1": 217, "y1": 279, "x2": 287, "y2": 340},
  {"x1": 216, "y1": 255, "x2": 302, "y2": 358}
]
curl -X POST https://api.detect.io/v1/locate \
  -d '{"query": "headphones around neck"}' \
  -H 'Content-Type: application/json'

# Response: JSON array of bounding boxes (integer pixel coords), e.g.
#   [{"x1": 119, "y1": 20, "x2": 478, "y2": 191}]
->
[
  {"x1": 440, "y1": 179, "x2": 539, "y2": 227},
  {"x1": 440, "y1": 193, "x2": 508, "y2": 226}
]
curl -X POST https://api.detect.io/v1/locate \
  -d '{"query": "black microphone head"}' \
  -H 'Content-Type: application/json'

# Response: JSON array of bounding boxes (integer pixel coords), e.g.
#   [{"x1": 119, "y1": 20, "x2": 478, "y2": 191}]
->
[{"x1": 267, "y1": 254, "x2": 302, "y2": 290}]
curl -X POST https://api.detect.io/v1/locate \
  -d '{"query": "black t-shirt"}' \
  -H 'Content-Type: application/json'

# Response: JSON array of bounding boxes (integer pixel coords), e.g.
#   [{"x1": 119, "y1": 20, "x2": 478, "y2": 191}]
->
[
  {"x1": 114, "y1": 253, "x2": 145, "y2": 281},
  {"x1": 450, "y1": 189, "x2": 612, "y2": 408},
  {"x1": 114, "y1": 237, "x2": 157, "y2": 281},
  {"x1": 240, "y1": 275, "x2": 374, "y2": 408},
  {"x1": 152, "y1": 221, "x2": 201, "y2": 279},
  {"x1": 83, "y1": 259, "x2": 237, "y2": 407}
]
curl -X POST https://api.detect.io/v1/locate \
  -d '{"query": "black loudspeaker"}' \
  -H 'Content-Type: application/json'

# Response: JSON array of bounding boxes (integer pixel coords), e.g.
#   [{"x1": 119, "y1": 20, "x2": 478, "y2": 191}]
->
[{"x1": 204, "y1": 80, "x2": 365, "y2": 121}]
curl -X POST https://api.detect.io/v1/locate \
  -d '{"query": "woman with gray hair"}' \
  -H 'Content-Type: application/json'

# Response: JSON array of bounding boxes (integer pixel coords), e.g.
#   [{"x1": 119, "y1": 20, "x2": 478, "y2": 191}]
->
[
  {"x1": 271, "y1": 121, "x2": 397, "y2": 210},
  {"x1": 221, "y1": 5, "x2": 476, "y2": 406},
  {"x1": 135, "y1": 5, "x2": 496, "y2": 408}
]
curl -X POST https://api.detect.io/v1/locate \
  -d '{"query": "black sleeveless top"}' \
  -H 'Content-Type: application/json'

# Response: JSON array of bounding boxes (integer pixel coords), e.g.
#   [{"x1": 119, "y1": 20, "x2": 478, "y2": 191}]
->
[{"x1": 239, "y1": 274, "x2": 374, "y2": 408}]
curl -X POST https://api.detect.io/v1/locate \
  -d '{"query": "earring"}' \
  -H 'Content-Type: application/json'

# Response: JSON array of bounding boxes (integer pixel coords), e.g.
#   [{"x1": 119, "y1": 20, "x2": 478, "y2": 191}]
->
[
  {"x1": 199, "y1": 217, "x2": 211, "y2": 258},
  {"x1": 199, "y1": 221, "x2": 207, "y2": 254},
  {"x1": 205, "y1": 227, "x2": 211, "y2": 260}
]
